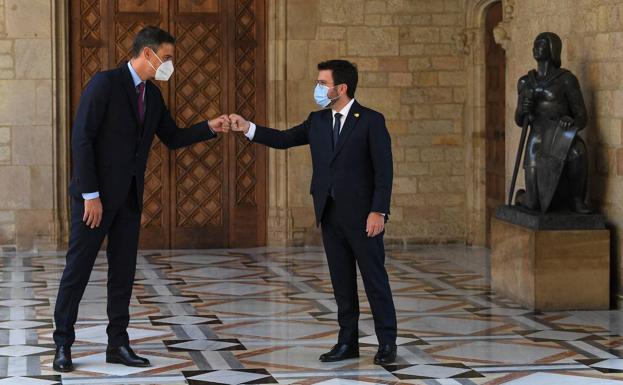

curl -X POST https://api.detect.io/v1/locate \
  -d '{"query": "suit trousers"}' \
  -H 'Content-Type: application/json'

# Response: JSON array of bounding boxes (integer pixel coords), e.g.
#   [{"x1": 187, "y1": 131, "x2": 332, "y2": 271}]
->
[
  {"x1": 320, "y1": 197, "x2": 397, "y2": 346},
  {"x1": 53, "y1": 182, "x2": 141, "y2": 348}
]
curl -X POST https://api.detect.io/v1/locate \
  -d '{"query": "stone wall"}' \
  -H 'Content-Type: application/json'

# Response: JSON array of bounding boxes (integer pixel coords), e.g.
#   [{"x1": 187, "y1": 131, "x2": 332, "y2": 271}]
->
[
  {"x1": 8, "y1": 0, "x2": 623, "y2": 254},
  {"x1": 278, "y1": 0, "x2": 468, "y2": 246},
  {"x1": 0, "y1": 0, "x2": 473, "y2": 250},
  {"x1": 503, "y1": 0, "x2": 623, "y2": 288},
  {"x1": 0, "y1": 0, "x2": 56, "y2": 250}
]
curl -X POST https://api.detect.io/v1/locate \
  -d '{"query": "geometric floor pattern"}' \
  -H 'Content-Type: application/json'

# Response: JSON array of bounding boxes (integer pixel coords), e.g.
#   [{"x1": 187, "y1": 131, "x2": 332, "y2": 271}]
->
[{"x1": 0, "y1": 246, "x2": 622, "y2": 384}]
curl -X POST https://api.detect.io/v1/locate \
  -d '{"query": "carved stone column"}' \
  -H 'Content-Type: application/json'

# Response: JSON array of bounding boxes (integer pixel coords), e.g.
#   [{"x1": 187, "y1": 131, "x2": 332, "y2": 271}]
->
[
  {"x1": 0, "y1": 0, "x2": 6, "y2": 39},
  {"x1": 493, "y1": 0, "x2": 515, "y2": 51},
  {"x1": 52, "y1": 0, "x2": 71, "y2": 249},
  {"x1": 266, "y1": 0, "x2": 291, "y2": 246}
]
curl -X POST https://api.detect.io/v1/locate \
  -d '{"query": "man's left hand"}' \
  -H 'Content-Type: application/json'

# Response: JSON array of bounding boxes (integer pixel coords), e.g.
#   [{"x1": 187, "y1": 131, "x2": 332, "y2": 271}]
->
[
  {"x1": 366, "y1": 212, "x2": 385, "y2": 238},
  {"x1": 559, "y1": 115, "x2": 574, "y2": 130},
  {"x1": 209, "y1": 114, "x2": 231, "y2": 133}
]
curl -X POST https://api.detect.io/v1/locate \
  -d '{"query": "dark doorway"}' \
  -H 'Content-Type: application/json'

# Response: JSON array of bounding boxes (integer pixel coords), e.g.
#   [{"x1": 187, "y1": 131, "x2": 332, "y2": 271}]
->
[{"x1": 484, "y1": 1, "x2": 506, "y2": 247}]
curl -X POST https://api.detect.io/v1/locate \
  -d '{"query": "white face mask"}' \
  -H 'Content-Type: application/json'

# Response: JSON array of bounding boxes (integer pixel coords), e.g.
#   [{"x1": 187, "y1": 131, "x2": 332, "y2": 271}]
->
[{"x1": 147, "y1": 48, "x2": 174, "y2": 81}]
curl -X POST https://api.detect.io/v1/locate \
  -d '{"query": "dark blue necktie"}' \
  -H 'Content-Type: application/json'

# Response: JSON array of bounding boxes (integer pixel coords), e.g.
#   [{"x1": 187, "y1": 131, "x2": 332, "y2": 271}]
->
[
  {"x1": 333, "y1": 112, "x2": 342, "y2": 150},
  {"x1": 329, "y1": 112, "x2": 343, "y2": 199}
]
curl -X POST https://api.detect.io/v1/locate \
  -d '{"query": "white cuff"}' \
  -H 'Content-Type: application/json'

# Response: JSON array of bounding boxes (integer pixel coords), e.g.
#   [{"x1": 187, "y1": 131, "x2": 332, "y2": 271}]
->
[
  {"x1": 82, "y1": 191, "x2": 100, "y2": 200},
  {"x1": 245, "y1": 122, "x2": 257, "y2": 140}
]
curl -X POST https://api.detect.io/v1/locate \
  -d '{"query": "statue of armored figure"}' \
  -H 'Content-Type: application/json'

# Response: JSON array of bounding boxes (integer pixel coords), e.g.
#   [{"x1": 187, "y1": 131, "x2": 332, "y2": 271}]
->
[{"x1": 514, "y1": 32, "x2": 591, "y2": 214}]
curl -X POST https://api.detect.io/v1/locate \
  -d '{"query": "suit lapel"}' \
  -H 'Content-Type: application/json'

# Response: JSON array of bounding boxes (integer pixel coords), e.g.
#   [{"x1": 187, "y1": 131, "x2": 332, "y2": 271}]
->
[
  {"x1": 331, "y1": 100, "x2": 362, "y2": 162},
  {"x1": 141, "y1": 81, "x2": 157, "y2": 140},
  {"x1": 121, "y1": 63, "x2": 140, "y2": 127},
  {"x1": 322, "y1": 108, "x2": 333, "y2": 148}
]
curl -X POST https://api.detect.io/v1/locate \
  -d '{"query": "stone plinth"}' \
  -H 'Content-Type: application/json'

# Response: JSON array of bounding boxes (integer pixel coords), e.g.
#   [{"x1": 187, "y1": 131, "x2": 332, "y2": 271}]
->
[{"x1": 491, "y1": 208, "x2": 610, "y2": 311}]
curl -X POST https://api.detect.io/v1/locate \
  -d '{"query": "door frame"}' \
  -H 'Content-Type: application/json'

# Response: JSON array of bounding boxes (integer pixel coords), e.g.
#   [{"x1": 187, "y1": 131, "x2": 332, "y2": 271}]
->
[
  {"x1": 54, "y1": 0, "x2": 271, "y2": 248},
  {"x1": 464, "y1": 0, "x2": 513, "y2": 246},
  {"x1": 483, "y1": 1, "x2": 506, "y2": 248},
  {"x1": 52, "y1": 0, "x2": 72, "y2": 249}
]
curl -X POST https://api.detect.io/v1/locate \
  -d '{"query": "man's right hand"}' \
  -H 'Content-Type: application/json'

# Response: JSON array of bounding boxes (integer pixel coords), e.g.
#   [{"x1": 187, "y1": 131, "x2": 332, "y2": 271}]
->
[
  {"x1": 521, "y1": 97, "x2": 534, "y2": 115},
  {"x1": 208, "y1": 114, "x2": 231, "y2": 133},
  {"x1": 229, "y1": 114, "x2": 250, "y2": 134},
  {"x1": 83, "y1": 197, "x2": 103, "y2": 229}
]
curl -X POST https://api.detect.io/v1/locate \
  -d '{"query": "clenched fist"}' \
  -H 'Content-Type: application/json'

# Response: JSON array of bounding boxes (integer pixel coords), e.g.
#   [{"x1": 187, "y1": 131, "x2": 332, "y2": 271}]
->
[
  {"x1": 521, "y1": 97, "x2": 534, "y2": 116},
  {"x1": 208, "y1": 114, "x2": 231, "y2": 133},
  {"x1": 229, "y1": 114, "x2": 251, "y2": 134},
  {"x1": 558, "y1": 115, "x2": 574, "y2": 130}
]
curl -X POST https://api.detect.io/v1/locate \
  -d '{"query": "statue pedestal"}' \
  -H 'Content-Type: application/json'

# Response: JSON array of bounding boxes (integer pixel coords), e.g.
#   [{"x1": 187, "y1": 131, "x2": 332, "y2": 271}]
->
[{"x1": 491, "y1": 206, "x2": 610, "y2": 311}]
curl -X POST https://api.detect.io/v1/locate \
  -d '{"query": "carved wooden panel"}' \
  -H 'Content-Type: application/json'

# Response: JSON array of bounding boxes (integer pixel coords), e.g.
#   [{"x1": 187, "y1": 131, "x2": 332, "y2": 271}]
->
[
  {"x1": 142, "y1": 140, "x2": 165, "y2": 228},
  {"x1": 114, "y1": 21, "x2": 147, "y2": 66},
  {"x1": 116, "y1": 0, "x2": 161, "y2": 13},
  {"x1": 178, "y1": 0, "x2": 218, "y2": 13},
  {"x1": 174, "y1": 22, "x2": 224, "y2": 228},
  {"x1": 71, "y1": 0, "x2": 266, "y2": 248},
  {"x1": 76, "y1": 0, "x2": 104, "y2": 92},
  {"x1": 234, "y1": 0, "x2": 257, "y2": 206},
  {"x1": 228, "y1": 0, "x2": 266, "y2": 246}
]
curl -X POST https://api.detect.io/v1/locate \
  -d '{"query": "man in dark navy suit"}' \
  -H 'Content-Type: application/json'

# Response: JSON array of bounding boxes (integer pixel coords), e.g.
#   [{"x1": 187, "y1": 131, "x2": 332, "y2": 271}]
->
[
  {"x1": 230, "y1": 60, "x2": 397, "y2": 364},
  {"x1": 52, "y1": 26, "x2": 230, "y2": 372}
]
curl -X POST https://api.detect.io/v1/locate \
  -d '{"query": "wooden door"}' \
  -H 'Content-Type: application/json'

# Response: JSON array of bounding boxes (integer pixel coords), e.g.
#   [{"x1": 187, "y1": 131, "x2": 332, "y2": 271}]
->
[
  {"x1": 70, "y1": 0, "x2": 267, "y2": 249},
  {"x1": 484, "y1": 1, "x2": 505, "y2": 248}
]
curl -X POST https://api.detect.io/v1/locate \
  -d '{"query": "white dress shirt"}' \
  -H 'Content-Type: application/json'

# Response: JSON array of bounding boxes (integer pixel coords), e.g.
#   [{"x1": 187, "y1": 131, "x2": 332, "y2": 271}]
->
[
  {"x1": 243, "y1": 99, "x2": 384, "y2": 217},
  {"x1": 245, "y1": 98, "x2": 356, "y2": 140}
]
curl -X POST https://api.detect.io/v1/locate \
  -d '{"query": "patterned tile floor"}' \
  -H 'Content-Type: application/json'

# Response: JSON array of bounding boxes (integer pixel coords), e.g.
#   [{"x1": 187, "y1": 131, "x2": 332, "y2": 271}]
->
[{"x1": 0, "y1": 245, "x2": 622, "y2": 384}]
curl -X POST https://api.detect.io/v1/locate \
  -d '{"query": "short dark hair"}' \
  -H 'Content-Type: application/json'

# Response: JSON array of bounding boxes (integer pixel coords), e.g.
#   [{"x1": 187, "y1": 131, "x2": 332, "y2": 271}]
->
[
  {"x1": 132, "y1": 26, "x2": 176, "y2": 58},
  {"x1": 317, "y1": 60, "x2": 358, "y2": 98}
]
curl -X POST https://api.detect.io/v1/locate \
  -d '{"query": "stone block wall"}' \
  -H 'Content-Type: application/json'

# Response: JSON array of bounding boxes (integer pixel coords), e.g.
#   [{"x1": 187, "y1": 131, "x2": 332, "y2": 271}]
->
[
  {"x1": 280, "y1": 0, "x2": 468, "y2": 245},
  {"x1": 7, "y1": 0, "x2": 623, "y2": 256},
  {"x1": 0, "y1": 0, "x2": 56, "y2": 249}
]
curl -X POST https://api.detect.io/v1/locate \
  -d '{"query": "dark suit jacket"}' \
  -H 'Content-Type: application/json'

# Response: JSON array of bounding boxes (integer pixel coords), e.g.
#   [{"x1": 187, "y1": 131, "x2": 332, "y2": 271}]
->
[
  {"x1": 69, "y1": 63, "x2": 217, "y2": 211},
  {"x1": 253, "y1": 100, "x2": 393, "y2": 227}
]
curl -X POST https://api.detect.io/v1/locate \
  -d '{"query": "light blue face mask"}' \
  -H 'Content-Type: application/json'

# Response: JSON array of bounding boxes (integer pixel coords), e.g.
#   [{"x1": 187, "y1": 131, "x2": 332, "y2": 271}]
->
[{"x1": 314, "y1": 84, "x2": 339, "y2": 108}]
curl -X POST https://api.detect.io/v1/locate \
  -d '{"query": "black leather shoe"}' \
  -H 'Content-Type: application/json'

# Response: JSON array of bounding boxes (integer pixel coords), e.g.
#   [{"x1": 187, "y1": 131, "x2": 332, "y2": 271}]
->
[
  {"x1": 374, "y1": 344, "x2": 397, "y2": 365},
  {"x1": 319, "y1": 343, "x2": 359, "y2": 362},
  {"x1": 106, "y1": 345, "x2": 150, "y2": 367},
  {"x1": 53, "y1": 346, "x2": 74, "y2": 372}
]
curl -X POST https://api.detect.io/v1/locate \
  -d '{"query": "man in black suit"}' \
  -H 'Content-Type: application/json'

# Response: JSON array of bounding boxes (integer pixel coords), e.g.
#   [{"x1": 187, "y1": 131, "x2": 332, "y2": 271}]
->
[
  {"x1": 52, "y1": 26, "x2": 230, "y2": 372},
  {"x1": 230, "y1": 60, "x2": 397, "y2": 364}
]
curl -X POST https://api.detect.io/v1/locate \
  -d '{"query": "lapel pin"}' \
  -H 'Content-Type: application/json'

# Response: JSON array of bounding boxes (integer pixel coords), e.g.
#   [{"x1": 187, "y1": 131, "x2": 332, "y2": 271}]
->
[{"x1": 354, "y1": 113, "x2": 360, "y2": 118}]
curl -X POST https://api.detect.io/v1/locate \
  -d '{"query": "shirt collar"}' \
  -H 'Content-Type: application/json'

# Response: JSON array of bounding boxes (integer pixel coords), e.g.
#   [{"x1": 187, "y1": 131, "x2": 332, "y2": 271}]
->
[
  {"x1": 332, "y1": 98, "x2": 355, "y2": 118},
  {"x1": 127, "y1": 61, "x2": 143, "y2": 88}
]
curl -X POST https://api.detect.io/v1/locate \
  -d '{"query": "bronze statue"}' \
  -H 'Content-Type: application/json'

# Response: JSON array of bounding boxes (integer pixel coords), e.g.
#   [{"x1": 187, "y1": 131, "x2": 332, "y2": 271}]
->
[{"x1": 512, "y1": 32, "x2": 590, "y2": 214}]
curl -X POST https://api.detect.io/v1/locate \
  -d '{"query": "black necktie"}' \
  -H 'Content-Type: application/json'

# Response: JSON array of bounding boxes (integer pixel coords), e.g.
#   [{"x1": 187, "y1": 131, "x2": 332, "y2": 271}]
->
[{"x1": 333, "y1": 112, "x2": 342, "y2": 150}]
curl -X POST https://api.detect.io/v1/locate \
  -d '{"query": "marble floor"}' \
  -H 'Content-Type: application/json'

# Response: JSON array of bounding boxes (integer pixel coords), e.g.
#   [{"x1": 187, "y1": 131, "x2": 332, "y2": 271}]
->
[{"x1": 0, "y1": 245, "x2": 622, "y2": 384}]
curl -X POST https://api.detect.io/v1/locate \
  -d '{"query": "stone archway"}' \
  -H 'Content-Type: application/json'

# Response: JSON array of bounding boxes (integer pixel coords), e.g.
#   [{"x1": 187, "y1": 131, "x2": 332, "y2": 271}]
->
[{"x1": 463, "y1": 0, "x2": 514, "y2": 246}]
